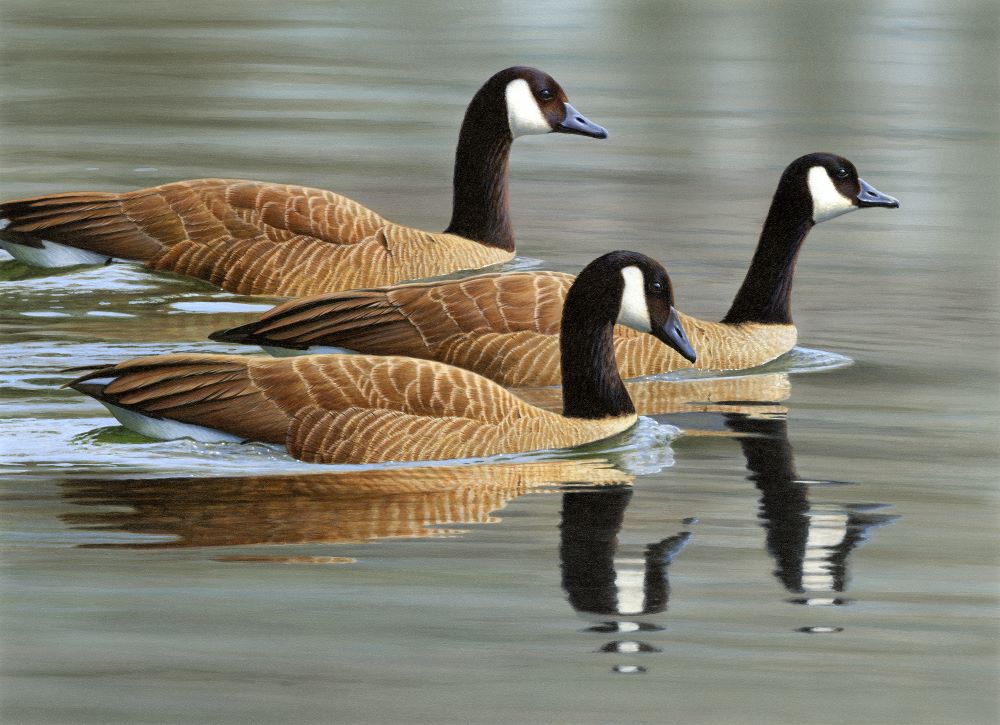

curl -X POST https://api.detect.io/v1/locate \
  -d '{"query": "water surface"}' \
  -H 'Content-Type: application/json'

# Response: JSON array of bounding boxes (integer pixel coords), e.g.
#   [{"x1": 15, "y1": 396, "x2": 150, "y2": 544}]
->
[{"x1": 1, "y1": 1, "x2": 998, "y2": 723}]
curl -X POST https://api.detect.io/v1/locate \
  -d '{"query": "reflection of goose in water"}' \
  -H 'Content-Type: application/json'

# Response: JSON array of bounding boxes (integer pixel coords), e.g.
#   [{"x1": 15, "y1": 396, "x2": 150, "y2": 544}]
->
[
  {"x1": 725, "y1": 413, "x2": 898, "y2": 606},
  {"x1": 549, "y1": 373, "x2": 789, "y2": 668},
  {"x1": 515, "y1": 372, "x2": 791, "y2": 417},
  {"x1": 559, "y1": 486, "x2": 691, "y2": 669},
  {"x1": 61, "y1": 459, "x2": 632, "y2": 555}
]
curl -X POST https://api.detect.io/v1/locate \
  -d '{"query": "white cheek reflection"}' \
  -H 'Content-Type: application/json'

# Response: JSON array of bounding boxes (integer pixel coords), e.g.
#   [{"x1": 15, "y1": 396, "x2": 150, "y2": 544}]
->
[
  {"x1": 801, "y1": 511, "x2": 849, "y2": 593},
  {"x1": 613, "y1": 563, "x2": 646, "y2": 615}
]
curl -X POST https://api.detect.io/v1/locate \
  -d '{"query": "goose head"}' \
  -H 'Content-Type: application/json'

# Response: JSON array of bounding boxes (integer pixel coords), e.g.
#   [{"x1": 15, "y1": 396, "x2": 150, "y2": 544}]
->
[
  {"x1": 482, "y1": 66, "x2": 608, "y2": 140},
  {"x1": 784, "y1": 153, "x2": 899, "y2": 224},
  {"x1": 572, "y1": 250, "x2": 697, "y2": 363},
  {"x1": 561, "y1": 251, "x2": 695, "y2": 420}
]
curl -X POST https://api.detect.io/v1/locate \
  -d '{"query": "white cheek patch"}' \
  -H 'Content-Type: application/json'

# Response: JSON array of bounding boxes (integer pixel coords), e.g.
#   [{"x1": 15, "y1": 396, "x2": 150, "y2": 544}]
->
[
  {"x1": 616, "y1": 265, "x2": 651, "y2": 332},
  {"x1": 808, "y1": 166, "x2": 858, "y2": 223},
  {"x1": 505, "y1": 79, "x2": 552, "y2": 138}
]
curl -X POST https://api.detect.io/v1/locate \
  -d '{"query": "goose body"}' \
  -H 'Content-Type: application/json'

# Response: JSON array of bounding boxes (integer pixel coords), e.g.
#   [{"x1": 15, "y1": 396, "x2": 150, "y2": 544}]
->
[
  {"x1": 69, "y1": 251, "x2": 696, "y2": 465},
  {"x1": 0, "y1": 67, "x2": 607, "y2": 296},
  {"x1": 211, "y1": 153, "x2": 898, "y2": 385},
  {"x1": 211, "y1": 270, "x2": 797, "y2": 387}
]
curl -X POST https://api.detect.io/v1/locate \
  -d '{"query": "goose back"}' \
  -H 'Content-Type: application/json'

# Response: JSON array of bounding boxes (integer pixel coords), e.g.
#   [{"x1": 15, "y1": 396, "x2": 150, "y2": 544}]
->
[{"x1": 0, "y1": 180, "x2": 513, "y2": 296}]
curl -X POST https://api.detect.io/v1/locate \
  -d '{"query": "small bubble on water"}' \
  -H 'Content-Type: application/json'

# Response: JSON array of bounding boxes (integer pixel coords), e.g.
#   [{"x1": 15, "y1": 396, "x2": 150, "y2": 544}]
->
[
  {"x1": 584, "y1": 621, "x2": 663, "y2": 634},
  {"x1": 796, "y1": 626, "x2": 844, "y2": 634},
  {"x1": 788, "y1": 597, "x2": 848, "y2": 606},
  {"x1": 599, "y1": 640, "x2": 661, "y2": 653}
]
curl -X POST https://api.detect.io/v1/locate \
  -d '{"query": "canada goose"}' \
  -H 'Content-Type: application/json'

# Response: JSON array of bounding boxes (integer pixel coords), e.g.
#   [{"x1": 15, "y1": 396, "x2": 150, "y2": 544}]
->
[
  {"x1": 67, "y1": 251, "x2": 696, "y2": 465},
  {"x1": 0, "y1": 66, "x2": 607, "y2": 296},
  {"x1": 211, "y1": 153, "x2": 898, "y2": 386}
]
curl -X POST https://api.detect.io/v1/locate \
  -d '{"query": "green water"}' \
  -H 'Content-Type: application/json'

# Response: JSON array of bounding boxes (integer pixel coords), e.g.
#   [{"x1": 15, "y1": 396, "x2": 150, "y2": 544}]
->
[{"x1": 1, "y1": 1, "x2": 998, "y2": 723}]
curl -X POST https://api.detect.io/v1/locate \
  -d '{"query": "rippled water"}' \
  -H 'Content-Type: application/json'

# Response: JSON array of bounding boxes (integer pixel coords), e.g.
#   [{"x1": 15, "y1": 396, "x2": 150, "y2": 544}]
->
[{"x1": 1, "y1": 1, "x2": 998, "y2": 723}]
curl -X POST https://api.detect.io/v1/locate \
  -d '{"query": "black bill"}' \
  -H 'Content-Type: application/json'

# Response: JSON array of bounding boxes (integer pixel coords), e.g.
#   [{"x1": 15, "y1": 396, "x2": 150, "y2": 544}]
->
[
  {"x1": 555, "y1": 102, "x2": 608, "y2": 139},
  {"x1": 856, "y1": 178, "x2": 900, "y2": 208},
  {"x1": 653, "y1": 307, "x2": 697, "y2": 363}
]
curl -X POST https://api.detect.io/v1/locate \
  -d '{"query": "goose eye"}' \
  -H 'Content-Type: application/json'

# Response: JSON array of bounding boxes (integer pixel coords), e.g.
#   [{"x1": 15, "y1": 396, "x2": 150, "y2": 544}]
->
[
  {"x1": 538, "y1": 88, "x2": 553, "y2": 101},
  {"x1": 649, "y1": 281, "x2": 663, "y2": 293},
  {"x1": 834, "y1": 168, "x2": 849, "y2": 180}
]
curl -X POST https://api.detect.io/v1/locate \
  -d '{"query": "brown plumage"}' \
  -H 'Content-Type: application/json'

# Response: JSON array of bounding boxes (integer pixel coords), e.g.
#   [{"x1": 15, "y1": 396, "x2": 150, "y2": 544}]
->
[
  {"x1": 211, "y1": 270, "x2": 796, "y2": 386},
  {"x1": 68, "y1": 353, "x2": 634, "y2": 464},
  {"x1": 0, "y1": 180, "x2": 514, "y2": 297},
  {"x1": 61, "y1": 460, "x2": 632, "y2": 549},
  {"x1": 212, "y1": 153, "x2": 898, "y2": 382},
  {"x1": 68, "y1": 252, "x2": 697, "y2": 464},
  {"x1": 0, "y1": 67, "x2": 607, "y2": 295}
]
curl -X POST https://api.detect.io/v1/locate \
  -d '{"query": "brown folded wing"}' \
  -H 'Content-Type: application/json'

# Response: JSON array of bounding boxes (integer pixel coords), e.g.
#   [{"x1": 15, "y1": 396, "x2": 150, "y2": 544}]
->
[
  {"x1": 1, "y1": 180, "x2": 512, "y2": 295},
  {"x1": 69, "y1": 352, "x2": 631, "y2": 464},
  {"x1": 211, "y1": 270, "x2": 574, "y2": 361},
  {"x1": 212, "y1": 270, "x2": 797, "y2": 386}
]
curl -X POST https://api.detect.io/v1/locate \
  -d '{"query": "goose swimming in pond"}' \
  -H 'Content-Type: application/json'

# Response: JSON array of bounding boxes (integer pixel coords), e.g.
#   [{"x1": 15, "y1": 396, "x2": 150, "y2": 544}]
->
[
  {"x1": 0, "y1": 66, "x2": 607, "y2": 296},
  {"x1": 210, "y1": 153, "x2": 898, "y2": 386},
  {"x1": 68, "y1": 251, "x2": 695, "y2": 465}
]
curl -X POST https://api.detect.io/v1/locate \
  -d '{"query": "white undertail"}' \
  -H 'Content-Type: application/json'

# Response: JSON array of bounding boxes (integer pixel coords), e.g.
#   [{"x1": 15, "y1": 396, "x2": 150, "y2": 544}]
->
[{"x1": 0, "y1": 239, "x2": 110, "y2": 267}]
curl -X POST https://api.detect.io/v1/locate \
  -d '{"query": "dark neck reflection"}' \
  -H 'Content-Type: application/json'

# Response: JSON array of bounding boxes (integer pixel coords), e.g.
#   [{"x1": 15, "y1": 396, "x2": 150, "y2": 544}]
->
[
  {"x1": 724, "y1": 413, "x2": 897, "y2": 605},
  {"x1": 559, "y1": 486, "x2": 690, "y2": 622}
]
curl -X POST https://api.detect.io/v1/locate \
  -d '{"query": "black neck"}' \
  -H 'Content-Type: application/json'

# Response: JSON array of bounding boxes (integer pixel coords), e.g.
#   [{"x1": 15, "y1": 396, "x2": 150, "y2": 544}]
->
[
  {"x1": 722, "y1": 186, "x2": 814, "y2": 325},
  {"x1": 443, "y1": 97, "x2": 515, "y2": 252},
  {"x1": 560, "y1": 296, "x2": 634, "y2": 419}
]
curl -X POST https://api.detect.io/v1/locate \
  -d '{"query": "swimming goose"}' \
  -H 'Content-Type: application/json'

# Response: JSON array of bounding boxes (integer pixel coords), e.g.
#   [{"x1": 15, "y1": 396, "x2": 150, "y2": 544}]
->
[
  {"x1": 68, "y1": 251, "x2": 696, "y2": 464},
  {"x1": 209, "y1": 153, "x2": 898, "y2": 386},
  {"x1": 0, "y1": 66, "x2": 606, "y2": 296}
]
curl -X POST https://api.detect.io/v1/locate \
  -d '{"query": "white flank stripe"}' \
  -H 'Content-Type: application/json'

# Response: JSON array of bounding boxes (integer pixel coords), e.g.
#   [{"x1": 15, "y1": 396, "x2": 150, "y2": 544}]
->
[
  {"x1": 262, "y1": 345, "x2": 357, "y2": 358},
  {"x1": 103, "y1": 402, "x2": 242, "y2": 443},
  {"x1": 80, "y1": 377, "x2": 116, "y2": 387},
  {"x1": 0, "y1": 239, "x2": 109, "y2": 267}
]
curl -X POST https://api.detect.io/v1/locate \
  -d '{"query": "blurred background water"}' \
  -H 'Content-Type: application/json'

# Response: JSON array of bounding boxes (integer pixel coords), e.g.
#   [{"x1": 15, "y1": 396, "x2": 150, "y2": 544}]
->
[{"x1": 1, "y1": 0, "x2": 997, "y2": 723}]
